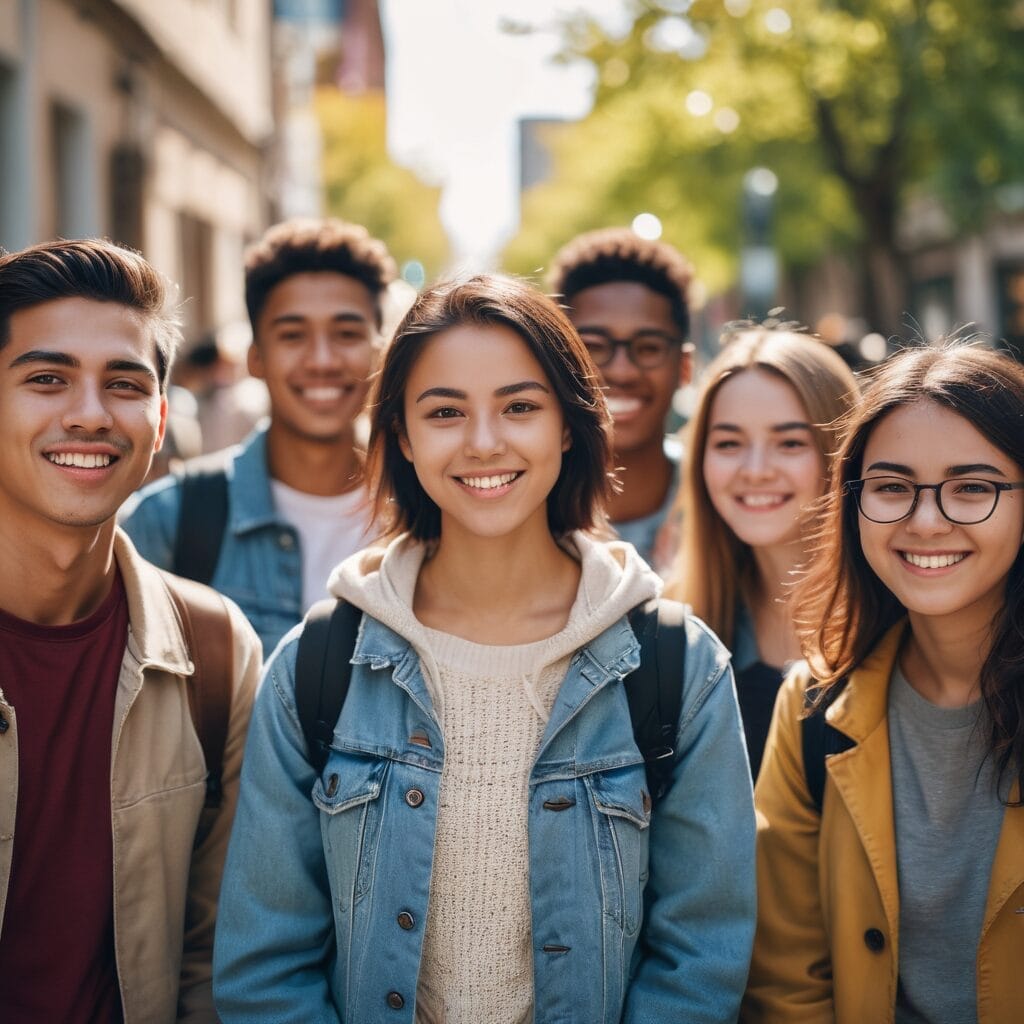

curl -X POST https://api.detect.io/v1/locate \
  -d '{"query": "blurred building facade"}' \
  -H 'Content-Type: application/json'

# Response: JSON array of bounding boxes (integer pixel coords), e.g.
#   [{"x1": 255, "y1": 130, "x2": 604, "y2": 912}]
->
[{"x1": 0, "y1": 0, "x2": 274, "y2": 342}]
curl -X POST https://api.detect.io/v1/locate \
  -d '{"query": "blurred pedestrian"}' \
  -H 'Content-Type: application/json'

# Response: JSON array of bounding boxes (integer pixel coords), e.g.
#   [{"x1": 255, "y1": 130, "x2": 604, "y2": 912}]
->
[
  {"x1": 121, "y1": 218, "x2": 395, "y2": 654},
  {"x1": 745, "y1": 343, "x2": 1024, "y2": 1022},
  {"x1": 0, "y1": 239, "x2": 260, "y2": 1023},
  {"x1": 213, "y1": 275, "x2": 755, "y2": 1023},
  {"x1": 549, "y1": 228, "x2": 694, "y2": 573},
  {"x1": 664, "y1": 325, "x2": 858, "y2": 779}
]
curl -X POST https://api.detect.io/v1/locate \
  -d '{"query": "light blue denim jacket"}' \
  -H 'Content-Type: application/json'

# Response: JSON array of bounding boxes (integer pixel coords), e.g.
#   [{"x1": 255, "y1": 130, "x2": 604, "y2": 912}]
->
[
  {"x1": 120, "y1": 425, "x2": 303, "y2": 654},
  {"x1": 213, "y1": 607, "x2": 756, "y2": 1023}
]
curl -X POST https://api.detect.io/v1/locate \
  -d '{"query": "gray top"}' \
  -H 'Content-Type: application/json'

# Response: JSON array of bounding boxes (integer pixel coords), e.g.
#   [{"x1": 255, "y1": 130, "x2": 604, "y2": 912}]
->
[
  {"x1": 889, "y1": 663, "x2": 1003, "y2": 1024},
  {"x1": 611, "y1": 436, "x2": 682, "y2": 571}
]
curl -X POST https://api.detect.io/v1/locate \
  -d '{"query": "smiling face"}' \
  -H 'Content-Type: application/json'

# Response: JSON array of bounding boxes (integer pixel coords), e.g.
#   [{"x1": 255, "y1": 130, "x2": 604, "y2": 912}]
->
[
  {"x1": 703, "y1": 367, "x2": 827, "y2": 553},
  {"x1": 857, "y1": 400, "x2": 1024, "y2": 627},
  {"x1": 568, "y1": 281, "x2": 690, "y2": 456},
  {"x1": 398, "y1": 322, "x2": 570, "y2": 544},
  {"x1": 0, "y1": 297, "x2": 167, "y2": 533},
  {"x1": 249, "y1": 271, "x2": 378, "y2": 448}
]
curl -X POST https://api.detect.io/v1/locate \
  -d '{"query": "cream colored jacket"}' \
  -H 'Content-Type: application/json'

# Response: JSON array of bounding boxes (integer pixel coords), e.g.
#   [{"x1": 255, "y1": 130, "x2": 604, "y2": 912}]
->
[{"x1": 0, "y1": 531, "x2": 261, "y2": 1023}]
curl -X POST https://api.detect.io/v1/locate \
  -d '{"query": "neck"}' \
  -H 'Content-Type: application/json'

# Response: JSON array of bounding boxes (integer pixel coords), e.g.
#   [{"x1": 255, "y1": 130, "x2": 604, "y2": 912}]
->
[
  {"x1": 0, "y1": 520, "x2": 117, "y2": 625},
  {"x1": 414, "y1": 516, "x2": 581, "y2": 643},
  {"x1": 901, "y1": 607, "x2": 995, "y2": 707},
  {"x1": 748, "y1": 539, "x2": 809, "y2": 666},
  {"x1": 266, "y1": 421, "x2": 364, "y2": 496},
  {"x1": 607, "y1": 438, "x2": 673, "y2": 524}
]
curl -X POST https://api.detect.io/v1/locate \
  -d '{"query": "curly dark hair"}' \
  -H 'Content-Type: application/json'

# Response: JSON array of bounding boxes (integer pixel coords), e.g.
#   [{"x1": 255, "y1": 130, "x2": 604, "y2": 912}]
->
[
  {"x1": 244, "y1": 218, "x2": 397, "y2": 331},
  {"x1": 547, "y1": 227, "x2": 693, "y2": 339}
]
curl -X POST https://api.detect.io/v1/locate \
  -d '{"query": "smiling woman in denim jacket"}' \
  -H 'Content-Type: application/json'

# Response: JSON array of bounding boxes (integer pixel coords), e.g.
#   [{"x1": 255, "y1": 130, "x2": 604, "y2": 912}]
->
[{"x1": 213, "y1": 274, "x2": 756, "y2": 1023}]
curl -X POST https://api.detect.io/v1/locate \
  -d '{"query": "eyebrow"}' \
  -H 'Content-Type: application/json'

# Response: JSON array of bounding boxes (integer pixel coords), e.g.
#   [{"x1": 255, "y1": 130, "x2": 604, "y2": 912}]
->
[
  {"x1": 269, "y1": 311, "x2": 369, "y2": 327},
  {"x1": 708, "y1": 421, "x2": 813, "y2": 433},
  {"x1": 9, "y1": 350, "x2": 157, "y2": 383},
  {"x1": 864, "y1": 461, "x2": 1008, "y2": 478},
  {"x1": 415, "y1": 380, "x2": 551, "y2": 403}
]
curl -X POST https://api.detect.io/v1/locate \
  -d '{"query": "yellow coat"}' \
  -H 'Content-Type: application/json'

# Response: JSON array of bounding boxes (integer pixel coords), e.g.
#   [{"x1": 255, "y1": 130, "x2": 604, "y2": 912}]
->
[{"x1": 743, "y1": 622, "x2": 1024, "y2": 1024}]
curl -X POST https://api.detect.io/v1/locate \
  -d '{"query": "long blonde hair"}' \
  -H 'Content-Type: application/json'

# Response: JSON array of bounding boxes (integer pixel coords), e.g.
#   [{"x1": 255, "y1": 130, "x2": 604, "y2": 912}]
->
[{"x1": 663, "y1": 328, "x2": 858, "y2": 648}]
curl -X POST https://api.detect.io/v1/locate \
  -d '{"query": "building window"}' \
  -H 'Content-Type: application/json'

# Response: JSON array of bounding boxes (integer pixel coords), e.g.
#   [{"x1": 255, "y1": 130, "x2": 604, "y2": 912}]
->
[
  {"x1": 178, "y1": 212, "x2": 214, "y2": 343},
  {"x1": 50, "y1": 100, "x2": 97, "y2": 239},
  {"x1": 910, "y1": 276, "x2": 955, "y2": 343},
  {"x1": 0, "y1": 63, "x2": 17, "y2": 248},
  {"x1": 997, "y1": 262, "x2": 1024, "y2": 362}
]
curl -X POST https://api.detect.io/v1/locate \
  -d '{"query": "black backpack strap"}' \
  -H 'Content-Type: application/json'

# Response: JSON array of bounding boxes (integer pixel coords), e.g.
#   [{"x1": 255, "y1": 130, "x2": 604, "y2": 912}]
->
[
  {"x1": 172, "y1": 451, "x2": 231, "y2": 584},
  {"x1": 801, "y1": 682, "x2": 854, "y2": 813},
  {"x1": 625, "y1": 598, "x2": 688, "y2": 804},
  {"x1": 295, "y1": 598, "x2": 362, "y2": 775}
]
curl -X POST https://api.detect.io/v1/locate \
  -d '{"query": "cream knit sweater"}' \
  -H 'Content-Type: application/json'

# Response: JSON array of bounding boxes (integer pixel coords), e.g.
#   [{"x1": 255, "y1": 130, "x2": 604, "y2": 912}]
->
[{"x1": 329, "y1": 532, "x2": 659, "y2": 1024}]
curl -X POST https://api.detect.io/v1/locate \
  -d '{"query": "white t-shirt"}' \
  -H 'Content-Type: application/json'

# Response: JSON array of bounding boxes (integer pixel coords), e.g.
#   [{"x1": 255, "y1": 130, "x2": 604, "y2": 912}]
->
[{"x1": 269, "y1": 480, "x2": 374, "y2": 612}]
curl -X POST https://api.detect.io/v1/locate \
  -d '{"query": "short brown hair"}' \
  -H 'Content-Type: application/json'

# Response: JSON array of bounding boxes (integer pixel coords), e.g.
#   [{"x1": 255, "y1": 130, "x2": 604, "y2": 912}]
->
[
  {"x1": 244, "y1": 218, "x2": 397, "y2": 331},
  {"x1": 548, "y1": 227, "x2": 693, "y2": 339},
  {"x1": 0, "y1": 238, "x2": 180, "y2": 390},
  {"x1": 368, "y1": 274, "x2": 613, "y2": 541}
]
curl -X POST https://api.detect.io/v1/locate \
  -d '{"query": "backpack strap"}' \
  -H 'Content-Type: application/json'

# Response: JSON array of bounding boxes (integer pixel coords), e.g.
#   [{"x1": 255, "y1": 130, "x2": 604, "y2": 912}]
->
[
  {"x1": 163, "y1": 572, "x2": 235, "y2": 808},
  {"x1": 295, "y1": 598, "x2": 363, "y2": 775},
  {"x1": 625, "y1": 598, "x2": 688, "y2": 804},
  {"x1": 171, "y1": 452, "x2": 231, "y2": 585},
  {"x1": 801, "y1": 682, "x2": 855, "y2": 813}
]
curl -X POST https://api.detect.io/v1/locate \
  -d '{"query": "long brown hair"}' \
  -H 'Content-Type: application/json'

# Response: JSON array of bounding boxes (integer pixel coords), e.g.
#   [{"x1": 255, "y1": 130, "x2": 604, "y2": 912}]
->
[
  {"x1": 664, "y1": 328, "x2": 858, "y2": 647},
  {"x1": 796, "y1": 344, "x2": 1024, "y2": 802}
]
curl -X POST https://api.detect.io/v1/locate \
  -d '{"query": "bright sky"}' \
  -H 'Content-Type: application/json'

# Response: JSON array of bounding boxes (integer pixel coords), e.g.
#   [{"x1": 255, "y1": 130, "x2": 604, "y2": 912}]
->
[{"x1": 381, "y1": 0, "x2": 632, "y2": 269}]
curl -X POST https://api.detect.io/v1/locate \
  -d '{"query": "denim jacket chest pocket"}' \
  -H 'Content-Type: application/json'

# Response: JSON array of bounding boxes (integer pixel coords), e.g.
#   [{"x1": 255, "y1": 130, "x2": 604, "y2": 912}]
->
[
  {"x1": 311, "y1": 749, "x2": 390, "y2": 912},
  {"x1": 584, "y1": 763, "x2": 652, "y2": 937}
]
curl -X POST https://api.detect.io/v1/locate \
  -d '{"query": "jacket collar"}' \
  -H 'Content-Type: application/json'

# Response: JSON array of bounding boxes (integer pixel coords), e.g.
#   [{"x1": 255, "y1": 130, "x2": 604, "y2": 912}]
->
[
  {"x1": 227, "y1": 423, "x2": 289, "y2": 536},
  {"x1": 826, "y1": 620, "x2": 909, "y2": 742},
  {"x1": 115, "y1": 530, "x2": 192, "y2": 675}
]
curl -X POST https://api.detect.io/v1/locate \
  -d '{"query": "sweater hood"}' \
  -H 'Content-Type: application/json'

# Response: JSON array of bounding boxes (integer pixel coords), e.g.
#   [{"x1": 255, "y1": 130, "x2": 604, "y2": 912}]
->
[{"x1": 328, "y1": 531, "x2": 661, "y2": 670}]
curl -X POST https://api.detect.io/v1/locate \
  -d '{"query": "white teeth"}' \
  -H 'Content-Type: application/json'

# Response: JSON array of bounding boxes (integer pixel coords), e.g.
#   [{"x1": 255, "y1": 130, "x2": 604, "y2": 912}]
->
[
  {"x1": 47, "y1": 452, "x2": 112, "y2": 468},
  {"x1": 606, "y1": 397, "x2": 642, "y2": 416},
  {"x1": 740, "y1": 494, "x2": 785, "y2": 508},
  {"x1": 903, "y1": 552, "x2": 967, "y2": 569},
  {"x1": 303, "y1": 387, "x2": 344, "y2": 402},
  {"x1": 460, "y1": 473, "x2": 519, "y2": 490}
]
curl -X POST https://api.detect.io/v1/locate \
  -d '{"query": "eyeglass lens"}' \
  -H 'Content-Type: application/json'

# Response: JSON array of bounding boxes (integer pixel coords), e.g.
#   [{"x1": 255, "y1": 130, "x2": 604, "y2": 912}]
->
[
  {"x1": 579, "y1": 331, "x2": 675, "y2": 369},
  {"x1": 858, "y1": 477, "x2": 1000, "y2": 524}
]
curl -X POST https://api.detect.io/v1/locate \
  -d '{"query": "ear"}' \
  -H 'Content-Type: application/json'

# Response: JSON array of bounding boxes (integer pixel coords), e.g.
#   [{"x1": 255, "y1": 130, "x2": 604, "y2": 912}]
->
[
  {"x1": 154, "y1": 394, "x2": 168, "y2": 453},
  {"x1": 247, "y1": 342, "x2": 265, "y2": 381},
  {"x1": 678, "y1": 343, "x2": 695, "y2": 388},
  {"x1": 561, "y1": 425, "x2": 572, "y2": 453},
  {"x1": 396, "y1": 419, "x2": 414, "y2": 462}
]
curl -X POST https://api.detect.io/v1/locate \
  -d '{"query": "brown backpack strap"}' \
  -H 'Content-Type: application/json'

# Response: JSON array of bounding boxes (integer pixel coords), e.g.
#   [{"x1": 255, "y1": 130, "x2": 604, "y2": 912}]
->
[{"x1": 163, "y1": 572, "x2": 234, "y2": 808}]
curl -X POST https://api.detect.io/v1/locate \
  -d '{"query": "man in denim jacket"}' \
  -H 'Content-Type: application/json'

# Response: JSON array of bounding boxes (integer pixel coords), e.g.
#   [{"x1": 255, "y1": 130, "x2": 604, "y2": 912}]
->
[{"x1": 121, "y1": 219, "x2": 395, "y2": 654}]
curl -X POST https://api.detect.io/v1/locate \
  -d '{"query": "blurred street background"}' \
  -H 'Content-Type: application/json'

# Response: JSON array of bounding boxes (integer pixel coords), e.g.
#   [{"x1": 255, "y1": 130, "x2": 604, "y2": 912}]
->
[{"x1": 2, "y1": 0, "x2": 1024, "y2": 380}]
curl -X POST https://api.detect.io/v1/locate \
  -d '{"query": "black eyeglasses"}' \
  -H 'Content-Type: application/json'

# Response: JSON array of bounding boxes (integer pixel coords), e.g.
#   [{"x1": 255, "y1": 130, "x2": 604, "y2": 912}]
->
[
  {"x1": 577, "y1": 328, "x2": 682, "y2": 370},
  {"x1": 847, "y1": 476, "x2": 1024, "y2": 525}
]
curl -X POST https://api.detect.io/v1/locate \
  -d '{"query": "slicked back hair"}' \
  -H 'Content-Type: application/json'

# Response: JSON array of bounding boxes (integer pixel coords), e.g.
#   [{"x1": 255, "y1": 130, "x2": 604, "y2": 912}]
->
[
  {"x1": 244, "y1": 218, "x2": 397, "y2": 332},
  {"x1": 548, "y1": 227, "x2": 693, "y2": 339},
  {"x1": 0, "y1": 238, "x2": 180, "y2": 391},
  {"x1": 368, "y1": 274, "x2": 614, "y2": 541}
]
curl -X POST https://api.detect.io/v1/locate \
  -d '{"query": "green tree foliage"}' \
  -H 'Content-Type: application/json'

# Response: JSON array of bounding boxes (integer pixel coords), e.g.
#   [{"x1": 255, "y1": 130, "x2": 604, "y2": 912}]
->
[
  {"x1": 504, "y1": 0, "x2": 1024, "y2": 332},
  {"x1": 316, "y1": 88, "x2": 449, "y2": 279}
]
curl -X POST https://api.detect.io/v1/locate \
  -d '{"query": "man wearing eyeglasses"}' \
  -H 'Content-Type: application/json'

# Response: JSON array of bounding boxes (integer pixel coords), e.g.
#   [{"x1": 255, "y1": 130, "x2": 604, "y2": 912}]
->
[{"x1": 549, "y1": 228, "x2": 694, "y2": 570}]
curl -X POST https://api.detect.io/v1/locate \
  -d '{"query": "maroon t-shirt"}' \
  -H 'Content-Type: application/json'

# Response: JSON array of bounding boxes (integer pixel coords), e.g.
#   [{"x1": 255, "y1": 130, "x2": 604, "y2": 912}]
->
[{"x1": 0, "y1": 572, "x2": 129, "y2": 1023}]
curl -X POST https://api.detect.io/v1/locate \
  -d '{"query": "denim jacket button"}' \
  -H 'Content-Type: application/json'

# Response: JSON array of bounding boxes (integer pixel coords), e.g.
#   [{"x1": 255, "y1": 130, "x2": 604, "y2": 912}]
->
[
  {"x1": 386, "y1": 991, "x2": 405, "y2": 1009},
  {"x1": 397, "y1": 911, "x2": 415, "y2": 930},
  {"x1": 278, "y1": 531, "x2": 295, "y2": 550},
  {"x1": 325, "y1": 774, "x2": 339, "y2": 798},
  {"x1": 405, "y1": 788, "x2": 425, "y2": 808}
]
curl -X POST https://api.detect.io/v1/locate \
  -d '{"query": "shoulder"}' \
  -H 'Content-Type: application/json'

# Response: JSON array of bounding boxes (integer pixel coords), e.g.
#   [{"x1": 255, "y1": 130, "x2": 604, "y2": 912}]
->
[{"x1": 119, "y1": 468, "x2": 184, "y2": 524}]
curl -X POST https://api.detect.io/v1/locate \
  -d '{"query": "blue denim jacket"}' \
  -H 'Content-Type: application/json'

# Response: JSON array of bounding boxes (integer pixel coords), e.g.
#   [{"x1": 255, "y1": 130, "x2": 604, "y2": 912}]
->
[
  {"x1": 120, "y1": 425, "x2": 302, "y2": 654},
  {"x1": 213, "y1": 608, "x2": 756, "y2": 1023}
]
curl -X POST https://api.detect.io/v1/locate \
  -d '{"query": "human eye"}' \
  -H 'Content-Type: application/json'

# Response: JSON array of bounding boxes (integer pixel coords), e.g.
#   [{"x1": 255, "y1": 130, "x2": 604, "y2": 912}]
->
[
  {"x1": 108, "y1": 378, "x2": 150, "y2": 394},
  {"x1": 867, "y1": 476, "x2": 911, "y2": 494},
  {"x1": 948, "y1": 478, "x2": 995, "y2": 496},
  {"x1": 505, "y1": 400, "x2": 539, "y2": 415},
  {"x1": 26, "y1": 371, "x2": 65, "y2": 386},
  {"x1": 426, "y1": 405, "x2": 462, "y2": 420},
  {"x1": 711, "y1": 438, "x2": 741, "y2": 452},
  {"x1": 779, "y1": 436, "x2": 809, "y2": 450}
]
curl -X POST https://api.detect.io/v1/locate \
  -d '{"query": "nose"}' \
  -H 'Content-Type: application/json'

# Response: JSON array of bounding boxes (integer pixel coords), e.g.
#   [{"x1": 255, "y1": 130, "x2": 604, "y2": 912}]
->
[
  {"x1": 304, "y1": 331, "x2": 341, "y2": 372},
  {"x1": 600, "y1": 342, "x2": 641, "y2": 384},
  {"x1": 464, "y1": 413, "x2": 507, "y2": 460},
  {"x1": 739, "y1": 442, "x2": 773, "y2": 480},
  {"x1": 62, "y1": 382, "x2": 113, "y2": 433},
  {"x1": 906, "y1": 486, "x2": 952, "y2": 535}
]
